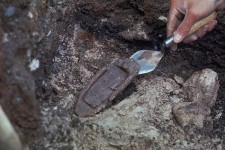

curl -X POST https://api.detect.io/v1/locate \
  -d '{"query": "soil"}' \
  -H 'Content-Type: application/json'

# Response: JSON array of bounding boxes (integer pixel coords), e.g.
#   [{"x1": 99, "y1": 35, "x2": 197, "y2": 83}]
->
[{"x1": 0, "y1": 0, "x2": 225, "y2": 149}]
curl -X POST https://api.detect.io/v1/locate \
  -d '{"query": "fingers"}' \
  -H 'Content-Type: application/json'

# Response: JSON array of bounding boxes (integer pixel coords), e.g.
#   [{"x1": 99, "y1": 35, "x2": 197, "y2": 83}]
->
[
  {"x1": 207, "y1": 20, "x2": 217, "y2": 31},
  {"x1": 167, "y1": 8, "x2": 182, "y2": 37},
  {"x1": 173, "y1": 11, "x2": 198, "y2": 43},
  {"x1": 197, "y1": 25, "x2": 209, "y2": 38},
  {"x1": 167, "y1": 0, "x2": 219, "y2": 50},
  {"x1": 183, "y1": 26, "x2": 207, "y2": 43},
  {"x1": 173, "y1": 11, "x2": 217, "y2": 44},
  {"x1": 182, "y1": 35, "x2": 198, "y2": 43},
  {"x1": 167, "y1": 7, "x2": 183, "y2": 51},
  {"x1": 182, "y1": 20, "x2": 217, "y2": 43}
]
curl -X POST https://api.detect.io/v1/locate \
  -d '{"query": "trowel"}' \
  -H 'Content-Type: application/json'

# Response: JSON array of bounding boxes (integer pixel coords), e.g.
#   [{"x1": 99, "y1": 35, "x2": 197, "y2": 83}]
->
[
  {"x1": 132, "y1": 12, "x2": 217, "y2": 74},
  {"x1": 75, "y1": 12, "x2": 216, "y2": 117}
]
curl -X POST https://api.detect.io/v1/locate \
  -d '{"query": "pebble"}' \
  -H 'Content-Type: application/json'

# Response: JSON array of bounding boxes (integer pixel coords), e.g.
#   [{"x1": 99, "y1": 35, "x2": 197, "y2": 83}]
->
[
  {"x1": 215, "y1": 112, "x2": 222, "y2": 119},
  {"x1": 92, "y1": 124, "x2": 97, "y2": 131},
  {"x1": 29, "y1": 58, "x2": 40, "y2": 71},
  {"x1": 158, "y1": 16, "x2": 168, "y2": 22},
  {"x1": 217, "y1": 144, "x2": 222, "y2": 150},
  {"x1": 2, "y1": 33, "x2": 9, "y2": 43},
  {"x1": 174, "y1": 75, "x2": 184, "y2": 85},
  {"x1": 28, "y1": 12, "x2": 33, "y2": 19},
  {"x1": 4, "y1": 6, "x2": 16, "y2": 17},
  {"x1": 47, "y1": 31, "x2": 52, "y2": 36},
  {"x1": 15, "y1": 97, "x2": 23, "y2": 104}
]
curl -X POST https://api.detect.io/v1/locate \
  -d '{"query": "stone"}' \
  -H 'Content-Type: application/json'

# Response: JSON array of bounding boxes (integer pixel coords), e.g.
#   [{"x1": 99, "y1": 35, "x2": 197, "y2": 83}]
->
[
  {"x1": 173, "y1": 69, "x2": 219, "y2": 135},
  {"x1": 183, "y1": 69, "x2": 219, "y2": 108},
  {"x1": 217, "y1": 144, "x2": 223, "y2": 150},
  {"x1": 158, "y1": 16, "x2": 168, "y2": 22},
  {"x1": 29, "y1": 58, "x2": 40, "y2": 71},
  {"x1": 172, "y1": 102, "x2": 213, "y2": 134},
  {"x1": 174, "y1": 75, "x2": 184, "y2": 85},
  {"x1": 4, "y1": 6, "x2": 16, "y2": 17}
]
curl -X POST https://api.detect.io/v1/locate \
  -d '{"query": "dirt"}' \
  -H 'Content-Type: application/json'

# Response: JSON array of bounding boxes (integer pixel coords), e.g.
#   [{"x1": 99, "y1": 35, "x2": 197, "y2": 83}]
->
[
  {"x1": 0, "y1": 0, "x2": 225, "y2": 149},
  {"x1": 0, "y1": 0, "x2": 48, "y2": 144}
]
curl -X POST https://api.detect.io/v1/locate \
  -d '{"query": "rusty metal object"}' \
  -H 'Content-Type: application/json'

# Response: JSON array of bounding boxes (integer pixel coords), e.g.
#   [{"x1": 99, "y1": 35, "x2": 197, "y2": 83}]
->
[{"x1": 75, "y1": 59, "x2": 140, "y2": 117}]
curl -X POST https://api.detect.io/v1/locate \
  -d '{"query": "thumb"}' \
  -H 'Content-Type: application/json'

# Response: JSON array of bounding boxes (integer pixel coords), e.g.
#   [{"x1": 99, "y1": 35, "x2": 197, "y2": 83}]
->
[{"x1": 173, "y1": 12, "x2": 198, "y2": 43}]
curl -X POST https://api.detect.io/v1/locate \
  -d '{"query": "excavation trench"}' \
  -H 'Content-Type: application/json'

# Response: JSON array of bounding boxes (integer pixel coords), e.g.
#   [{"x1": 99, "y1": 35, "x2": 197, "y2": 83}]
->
[{"x1": 0, "y1": 0, "x2": 225, "y2": 149}]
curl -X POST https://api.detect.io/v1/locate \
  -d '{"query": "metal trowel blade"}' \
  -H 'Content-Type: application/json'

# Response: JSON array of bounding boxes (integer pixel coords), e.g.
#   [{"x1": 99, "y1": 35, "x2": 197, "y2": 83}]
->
[{"x1": 130, "y1": 50, "x2": 163, "y2": 74}]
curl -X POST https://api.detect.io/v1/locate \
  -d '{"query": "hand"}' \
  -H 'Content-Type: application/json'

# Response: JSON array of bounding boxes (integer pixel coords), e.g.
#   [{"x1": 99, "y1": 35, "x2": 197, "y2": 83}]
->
[{"x1": 167, "y1": 0, "x2": 225, "y2": 50}]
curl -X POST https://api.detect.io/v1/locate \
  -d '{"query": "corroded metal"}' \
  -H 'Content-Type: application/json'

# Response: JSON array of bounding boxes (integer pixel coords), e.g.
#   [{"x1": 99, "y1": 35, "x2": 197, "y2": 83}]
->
[{"x1": 75, "y1": 59, "x2": 140, "y2": 117}]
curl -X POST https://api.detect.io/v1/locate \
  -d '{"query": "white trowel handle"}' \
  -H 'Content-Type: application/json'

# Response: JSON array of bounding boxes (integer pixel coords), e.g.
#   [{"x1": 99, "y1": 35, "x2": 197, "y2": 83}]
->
[{"x1": 164, "y1": 12, "x2": 217, "y2": 47}]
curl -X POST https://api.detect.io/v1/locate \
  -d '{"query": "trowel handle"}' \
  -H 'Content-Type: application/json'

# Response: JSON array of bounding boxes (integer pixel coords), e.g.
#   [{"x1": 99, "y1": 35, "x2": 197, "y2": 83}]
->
[{"x1": 164, "y1": 12, "x2": 217, "y2": 47}]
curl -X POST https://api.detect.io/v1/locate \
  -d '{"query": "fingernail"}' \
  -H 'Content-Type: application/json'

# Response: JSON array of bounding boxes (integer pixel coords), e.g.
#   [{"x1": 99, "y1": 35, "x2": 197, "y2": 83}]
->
[
  {"x1": 192, "y1": 35, "x2": 198, "y2": 41},
  {"x1": 174, "y1": 34, "x2": 182, "y2": 43}
]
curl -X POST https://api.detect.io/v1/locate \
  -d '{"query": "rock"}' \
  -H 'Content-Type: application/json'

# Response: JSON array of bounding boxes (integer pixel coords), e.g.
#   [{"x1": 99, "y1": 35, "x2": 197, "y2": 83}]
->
[
  {"x1": 72, "y1": 77, "x2": 181, "y2": 149},
  {"x1": 158, "y1": 16, "x2": 168, "y2": 22},
  {"x1": 173, "y1": 69, "x2": 219, "y2": 134},
  {"x1": 173, "y1": 102, "x2": 213, "y2": 134},
  {"x1": 32, "y1": 77, "x2": 189, "y2": 149},
  {"x1": 29, "y1": 58, "x2": 40, "y2": 71},
  {"x1": 183, "y1": 69, "x2": 219, "y2": 108},
  {"x1": 174, "y1": 75, "x2": 184, "y2": 85},
  {"x1": 217, "y1": 144, "x2": 223, "y2": 150},
  {"x1": 4, "y1": 6, "x2": 16, "y2": 17}
]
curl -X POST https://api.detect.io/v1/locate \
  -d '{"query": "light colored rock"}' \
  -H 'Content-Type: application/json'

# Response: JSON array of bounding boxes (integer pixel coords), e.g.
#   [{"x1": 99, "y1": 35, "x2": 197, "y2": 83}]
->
[
  {"x1": 34, "y1": 76, "x2": 223, "y2": 149},
  {"x1": 29, "y1": 58, "x2": 40, "y2": 71},
  {"x1": 72, "y1": 77, "x2": 183, "y2": 149},
  {"x1": 158, "y1": 16, "x2": 168, "y2": 22},
  {"x1": 173, "y1": 69, "x2": 219, "y2": 135},
  {"x1": 174, "y1": 75, "x2": 184, "y2": 85},
  {"x1": 28, "y1": 12, "x2": 33, "y2": 19},
  {"x1": 217, "y1": 144, "x2": 222, "y2": 150},
  {"x1": 173, "y1": 102, "x2": 213, "y2": 134},
  {"x1": 183, "y1": 69, "x2": 219, "y2": 108}
]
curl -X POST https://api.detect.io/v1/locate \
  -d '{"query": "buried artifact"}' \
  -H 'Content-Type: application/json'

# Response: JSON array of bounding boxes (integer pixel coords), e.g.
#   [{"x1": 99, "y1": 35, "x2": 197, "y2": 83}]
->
[{"x1": 75, "y1": 12, "x2": 217, "y2": 117}]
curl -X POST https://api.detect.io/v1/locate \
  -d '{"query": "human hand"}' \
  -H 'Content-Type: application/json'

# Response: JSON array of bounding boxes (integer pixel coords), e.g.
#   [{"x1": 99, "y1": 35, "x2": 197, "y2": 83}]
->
[{"x1": 167, "y1": 0, "x2": 225, "y2": 50}]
